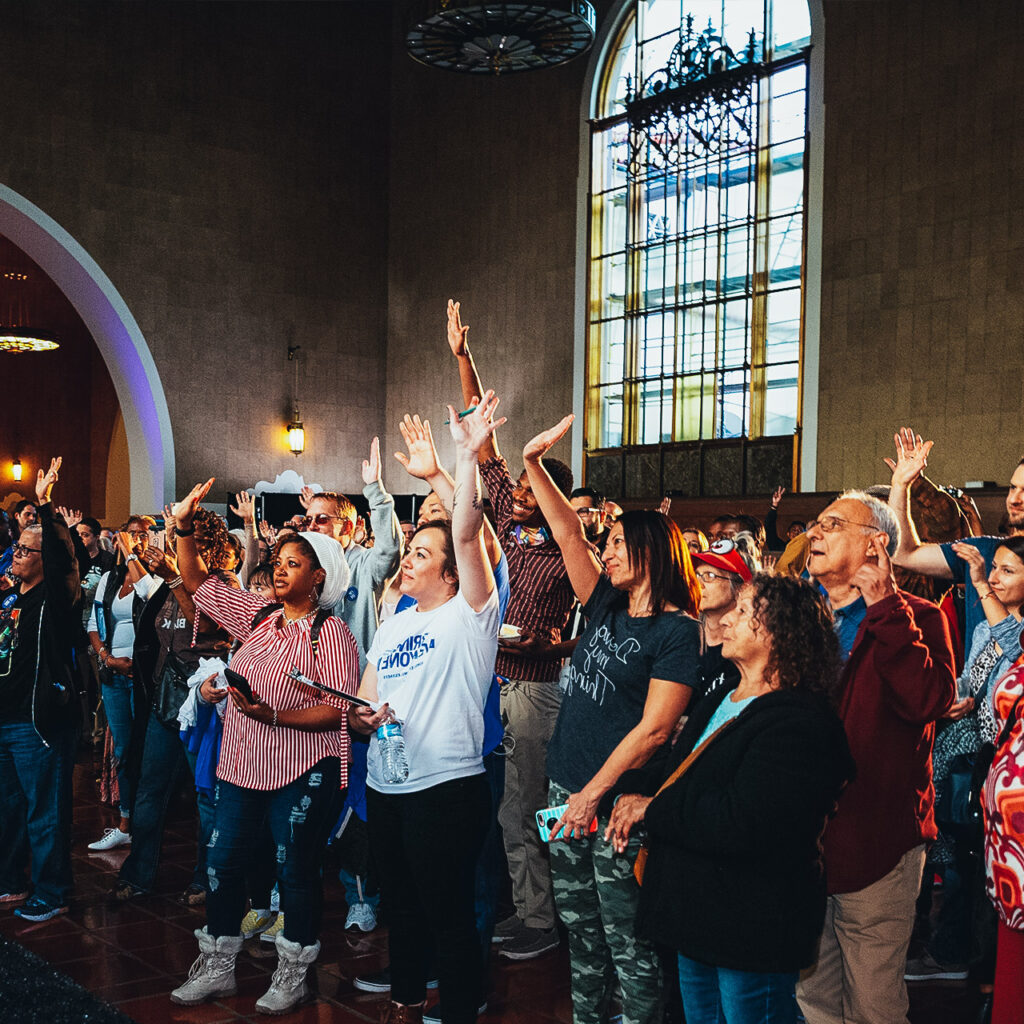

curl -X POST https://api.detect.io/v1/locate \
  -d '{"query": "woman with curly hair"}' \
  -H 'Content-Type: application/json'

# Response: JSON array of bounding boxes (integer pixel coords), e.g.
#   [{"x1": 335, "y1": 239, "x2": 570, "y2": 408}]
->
[
  {"x1": 608, "y1": 574, "x2": 855, "y2": 1024},
  {"x1": 111, "y1": 506, "x2": 235, "y2": 902}
]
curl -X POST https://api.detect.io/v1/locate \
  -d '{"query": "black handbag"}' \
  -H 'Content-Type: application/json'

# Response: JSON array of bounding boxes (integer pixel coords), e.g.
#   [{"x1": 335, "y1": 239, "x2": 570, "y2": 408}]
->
[{"x1": 152, "y1": 649, "x2": 193, "y2": 729}]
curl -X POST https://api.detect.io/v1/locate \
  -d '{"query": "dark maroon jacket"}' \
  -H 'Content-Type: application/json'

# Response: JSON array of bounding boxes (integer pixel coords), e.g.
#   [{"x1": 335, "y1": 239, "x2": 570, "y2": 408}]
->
[{"x1": 824, "y1": 590, "x2": 956, "y2": 894}]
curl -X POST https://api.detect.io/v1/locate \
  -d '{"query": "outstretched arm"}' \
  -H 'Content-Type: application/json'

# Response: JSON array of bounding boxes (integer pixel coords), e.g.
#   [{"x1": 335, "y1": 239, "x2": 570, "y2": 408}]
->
[
  {"x1": 361, "y1": 437, "x2": 404, "y2": 585},
  {"x1": 885, "y1": 427, "x2": 953, "y2": 579},
  {"x1": 449, "y1": 392, "x2": 503, "y2": 612},
  {"x1": 447, "y1": 299, "x2": 498, "y2": 462},
  {"x1": 523, "y1": 416, "x2": 602, "y2": 606},
  {"x1": 394, "y1": 413, "x2": 502, "y2": 568},
  {"x1": 172, "y1": 478, "x2": 215, "y2": 593}
]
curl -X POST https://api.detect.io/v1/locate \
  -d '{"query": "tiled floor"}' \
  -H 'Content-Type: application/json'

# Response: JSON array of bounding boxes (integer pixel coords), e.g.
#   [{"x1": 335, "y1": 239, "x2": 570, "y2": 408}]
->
[{"x1": 0, "y1": 746, "x2": 992, "y2": 1023}]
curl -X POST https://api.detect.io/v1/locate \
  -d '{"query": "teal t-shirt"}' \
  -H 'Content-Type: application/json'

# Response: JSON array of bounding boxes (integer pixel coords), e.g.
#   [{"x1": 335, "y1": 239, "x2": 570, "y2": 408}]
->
[{"x1": 695, "y1": 690, "x2": 759, "y2": 747}]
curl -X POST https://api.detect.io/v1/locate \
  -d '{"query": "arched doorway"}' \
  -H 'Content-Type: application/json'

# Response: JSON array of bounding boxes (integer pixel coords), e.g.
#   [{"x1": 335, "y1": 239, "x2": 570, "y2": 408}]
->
[{"x1": 0, "y1": 184, "x2": 174, "y2": 510}]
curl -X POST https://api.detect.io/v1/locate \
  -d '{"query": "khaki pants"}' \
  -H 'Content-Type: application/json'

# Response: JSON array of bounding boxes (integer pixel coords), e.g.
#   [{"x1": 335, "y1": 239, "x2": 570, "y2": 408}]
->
[
  {"x1": 797, "y1": 844, "x2": 926, "y2": 1024},
  {"x1": 498, "y1": 678, "x2": 561, "y2": 930}
]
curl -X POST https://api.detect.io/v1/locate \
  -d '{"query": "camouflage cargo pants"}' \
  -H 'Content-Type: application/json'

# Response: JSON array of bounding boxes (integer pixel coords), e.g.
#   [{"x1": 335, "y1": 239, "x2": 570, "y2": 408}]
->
[{"x1": 548, "y1": 781, "x2": 662, "y2": 1024}]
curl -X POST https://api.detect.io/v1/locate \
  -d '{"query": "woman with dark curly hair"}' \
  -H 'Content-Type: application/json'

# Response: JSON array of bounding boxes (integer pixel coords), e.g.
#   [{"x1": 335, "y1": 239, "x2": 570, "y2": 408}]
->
[{"x1": 608, "y1": 574, "x2": 855, "y2": 1024}]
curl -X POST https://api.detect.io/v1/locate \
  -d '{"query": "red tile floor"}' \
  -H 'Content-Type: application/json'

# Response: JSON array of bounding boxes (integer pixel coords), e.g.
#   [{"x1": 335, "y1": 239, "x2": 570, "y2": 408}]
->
[{"x1": 0, "y1": 746, "x2": 991, "y2": 1023}]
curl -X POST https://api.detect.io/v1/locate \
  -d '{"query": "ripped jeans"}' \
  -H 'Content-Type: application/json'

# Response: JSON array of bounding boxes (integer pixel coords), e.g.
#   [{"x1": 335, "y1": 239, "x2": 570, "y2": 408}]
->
[{"x1": 205, "y1": 757, "x2": 341, "y2": 946}]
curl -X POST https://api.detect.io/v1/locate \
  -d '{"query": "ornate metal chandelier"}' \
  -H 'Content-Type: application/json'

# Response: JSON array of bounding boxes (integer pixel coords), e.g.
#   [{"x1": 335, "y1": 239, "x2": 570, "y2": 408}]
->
[{"x1": 406, "y1": 0, "x2": 596, "y2": 75}]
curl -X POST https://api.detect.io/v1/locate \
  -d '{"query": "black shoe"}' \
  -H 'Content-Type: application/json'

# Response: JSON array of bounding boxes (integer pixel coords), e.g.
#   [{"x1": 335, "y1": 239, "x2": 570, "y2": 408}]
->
[
  {"x1": 353, "y1": 967, "x2": 439, "y2": 994},
  {"x1": 108, "y1": 880, "x2": 146, "y2": 903},
  {"x1": 498, "y1": 925, "x2": 559, "y2": 960},
  {"x1": 492, "y1": 912, "x2": 524, "y2": 944}
]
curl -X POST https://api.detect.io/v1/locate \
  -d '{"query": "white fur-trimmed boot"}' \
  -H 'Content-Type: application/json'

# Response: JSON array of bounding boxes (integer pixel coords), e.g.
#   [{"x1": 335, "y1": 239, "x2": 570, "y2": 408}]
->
[
  {"x1": 170, "y1": 927, "x2": 243, "y2": 1005},
  {"x1": 255, "y1": 933, "x2": 320, "y2": 1015}
]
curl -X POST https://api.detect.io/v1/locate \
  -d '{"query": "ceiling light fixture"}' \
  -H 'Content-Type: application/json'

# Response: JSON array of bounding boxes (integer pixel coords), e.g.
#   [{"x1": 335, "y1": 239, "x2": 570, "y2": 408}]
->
[
  {"x1": 0, "y1": 268, "x2": 59, "y2": 354},
  {"x1": 406, "y1": 0, "x2": 596, "y2": 75}
]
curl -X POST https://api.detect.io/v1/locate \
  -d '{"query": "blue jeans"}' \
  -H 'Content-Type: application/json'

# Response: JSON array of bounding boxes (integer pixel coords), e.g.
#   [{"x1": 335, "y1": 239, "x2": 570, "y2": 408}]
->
[
  {"x1": 183, "y1": 747, "x2": 216, "y2": 889},
  {"x1": 102, "y1": 672, "x2": 135, "y2": 818},
  {"x1": 677, "y1": 953, "x2": 798, "y2": 1024},
  {"x1": 206, "y1": 757, "x2": 341, "y2": 946},
  {"x1": 0, "y1": 721, "x2": 77, "y2": 906},
  {"x1": 119, "y1": 713, "x2": 216, "y2": 892},
  {"x1": 475, "y1": 752, "x2": 506, "y2": 982}
]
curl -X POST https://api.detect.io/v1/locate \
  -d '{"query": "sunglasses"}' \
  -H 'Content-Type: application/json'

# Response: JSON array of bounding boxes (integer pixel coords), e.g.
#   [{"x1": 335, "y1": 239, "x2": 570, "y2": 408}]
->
[
  {"x1": 13, "y1": 543, "x2": 41, "y2": 557},
  {"x1": 301, "y1": 513, "x2": 343, "y2": 528}
]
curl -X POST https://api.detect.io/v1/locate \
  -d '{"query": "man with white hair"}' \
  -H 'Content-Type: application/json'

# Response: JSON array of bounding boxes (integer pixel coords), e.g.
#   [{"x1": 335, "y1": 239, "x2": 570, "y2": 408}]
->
[{"x1": 796, "y1": 491, "x2": 957, "y2": 1024}]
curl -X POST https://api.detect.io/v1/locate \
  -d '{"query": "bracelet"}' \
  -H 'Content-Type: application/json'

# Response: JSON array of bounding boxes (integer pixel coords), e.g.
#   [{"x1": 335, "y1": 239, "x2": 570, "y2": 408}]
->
[
  {"x1": 176, "y1": 523, "x2": 196, "y2": 537},
  {"x1": 167, "y1": 576, "x2": 183, "y2": 590},
  {"x1": 125, "y1": 553, "x2": 139, "y2": 563},
  {"x1": 272, "y1": 707, "x2": 278, "y2": 728},
  {"x1": 980, "y1": 590, "x2": 997, "y2": 601}
]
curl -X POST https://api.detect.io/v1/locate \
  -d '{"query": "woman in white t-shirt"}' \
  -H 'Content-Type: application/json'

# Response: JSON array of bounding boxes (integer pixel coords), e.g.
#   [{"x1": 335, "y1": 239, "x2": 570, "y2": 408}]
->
[{"x1": 349, "y1": 393, "x2": 504, "y2": 1024}]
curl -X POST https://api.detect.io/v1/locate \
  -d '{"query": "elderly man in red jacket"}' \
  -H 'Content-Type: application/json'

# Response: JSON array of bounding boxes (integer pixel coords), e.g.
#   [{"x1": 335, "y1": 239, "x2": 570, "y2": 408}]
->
[{"x1": 796, "y1": 490, "x2": 956, "y2": 1024}]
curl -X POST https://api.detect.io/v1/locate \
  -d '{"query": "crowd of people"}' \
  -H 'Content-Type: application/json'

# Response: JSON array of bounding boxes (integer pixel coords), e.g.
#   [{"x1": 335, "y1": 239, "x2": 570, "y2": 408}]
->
[{"x1": 2, "y1": 303, "x2": 1024, "y2": 1024}]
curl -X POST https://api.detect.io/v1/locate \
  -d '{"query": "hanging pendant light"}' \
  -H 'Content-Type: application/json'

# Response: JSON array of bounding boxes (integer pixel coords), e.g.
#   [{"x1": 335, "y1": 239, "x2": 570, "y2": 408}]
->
[
  {"x1": 406, "y1": 0, "x2": 596, "y2": 75},
  {"x1": 0, "y1": 269, "x2": 59, "y2": 354}
]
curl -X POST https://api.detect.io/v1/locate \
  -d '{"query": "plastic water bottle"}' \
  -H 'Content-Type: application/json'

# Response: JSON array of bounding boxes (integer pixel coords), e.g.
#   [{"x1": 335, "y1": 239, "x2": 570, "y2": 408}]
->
[{"x1": 377, "y1": 720, "x2": 410, "y2": 784}]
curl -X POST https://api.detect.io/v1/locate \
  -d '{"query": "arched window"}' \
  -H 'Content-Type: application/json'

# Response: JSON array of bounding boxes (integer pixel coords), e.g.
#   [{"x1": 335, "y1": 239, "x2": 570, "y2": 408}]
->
[{"x1": 585, "y1": 0, "x2": 813, "y2": 498}]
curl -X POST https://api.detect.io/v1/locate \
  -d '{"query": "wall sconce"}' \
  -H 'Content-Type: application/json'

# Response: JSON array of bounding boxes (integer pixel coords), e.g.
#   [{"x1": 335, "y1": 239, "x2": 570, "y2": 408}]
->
[
  {"x1": 12, "y1": 458, "x2": 22, "y2": 481},
  {"x1": 286, "y1": 344, "x2": 304, "y2": 456},
  {"x1": 287, "y1": 409, "x2": 305, "y2": 456}
]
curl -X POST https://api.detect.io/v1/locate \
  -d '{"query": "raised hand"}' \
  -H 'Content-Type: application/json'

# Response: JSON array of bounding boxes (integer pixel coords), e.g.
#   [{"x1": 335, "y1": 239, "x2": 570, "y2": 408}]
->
[
  {"x1": 659, "y1": 496, "x2": 672, "y2": 516},
  {"x1": 259, "y1": 520, "x2": 278, "y2": 545},
  {"x1": 299, "y1": 485, "x2": 315, "y2": 511},
  {"x1": 446, "y1": 299, "x2": 469, "y2": 357},
  {"x1": 395, "y1": 414, "x2": 442, "y2": 480},
  {"x1": 361, "y1": 437, "x2": 383, "y2": 486},
  {"x1": 951, "y1": 541, "x2": 989, "y2": 589},
  {"x1": 173, "y1": 478, "x2": 214, "y2": 530},
  {"x1": 524, "y1": 415, "x2": 574, "y2": 464},
  {"x1": 884, "y1": 427, "x2": 933, "y2": 487},
  {"x1": 143, "y1": 546, "x2": 178, "y2": 580},
  {"x1": 55, "y1": 506, "x2": 82, "y2": 528},
  {"x1": 849, "y1": 534, "x2": 897, "y2": 606},
  {"x1": 35, "y1": 456, "x2": 61, "y2": 504},
  {"x1": 163, "y1": 504, "x2": 177, "y2": 546},
  {"x1": 771, "y1": 486, "x2": 786, "y2": 508},
  {"x1": 448, "y1": 391, "x2": 506, "y2": 456},
  {"x1": 229, "y1": 491, "x2": 255, "y2": 525}
]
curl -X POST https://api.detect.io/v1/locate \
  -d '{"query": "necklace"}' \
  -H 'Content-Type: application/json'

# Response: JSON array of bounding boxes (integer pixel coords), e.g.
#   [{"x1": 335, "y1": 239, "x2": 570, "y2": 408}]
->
[{"x1": 282, "y1": 607, "x2": 316, "y2": 625}]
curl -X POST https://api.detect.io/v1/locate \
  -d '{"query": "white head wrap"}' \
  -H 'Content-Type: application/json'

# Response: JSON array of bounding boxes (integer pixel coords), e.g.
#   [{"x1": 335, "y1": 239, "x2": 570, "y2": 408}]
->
[{"x1": 295, "y1": 531, "x2": 351, "y2": 609}]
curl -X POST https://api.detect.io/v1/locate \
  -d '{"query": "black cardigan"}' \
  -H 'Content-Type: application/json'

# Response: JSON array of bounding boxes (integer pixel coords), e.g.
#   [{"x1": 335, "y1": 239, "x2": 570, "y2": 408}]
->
[{"x1": 635, "y1": 686, "x2": 855, "y2": 973}]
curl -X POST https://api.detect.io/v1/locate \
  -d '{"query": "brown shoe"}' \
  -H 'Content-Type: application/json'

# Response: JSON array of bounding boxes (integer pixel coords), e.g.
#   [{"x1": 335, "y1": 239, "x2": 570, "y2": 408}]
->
[{"x1": 379, "y1": 1001, "x2": 424, "y2": 1024}]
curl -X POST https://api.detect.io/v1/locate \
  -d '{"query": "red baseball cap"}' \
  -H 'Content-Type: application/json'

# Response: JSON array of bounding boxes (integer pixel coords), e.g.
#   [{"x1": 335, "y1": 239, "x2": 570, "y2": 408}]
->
[{"x1": 691, "y1": 539, "x2": 753, "y2": 582}]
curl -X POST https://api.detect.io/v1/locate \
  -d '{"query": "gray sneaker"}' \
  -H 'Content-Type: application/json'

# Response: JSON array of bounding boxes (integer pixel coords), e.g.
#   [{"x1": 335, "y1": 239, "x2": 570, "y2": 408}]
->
[
  {"x1": 497, "y1": 925, "x2": 559, "y2": 961},
  {"x1": 491, "y1": 913, "x2": 524, "y2": 944}
]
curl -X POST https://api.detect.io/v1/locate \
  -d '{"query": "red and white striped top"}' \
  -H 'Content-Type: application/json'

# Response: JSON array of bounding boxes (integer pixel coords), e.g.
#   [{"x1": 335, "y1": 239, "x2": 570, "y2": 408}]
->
[{"x1": 194, "y1": 576, "x2": 359, "y2": 791}]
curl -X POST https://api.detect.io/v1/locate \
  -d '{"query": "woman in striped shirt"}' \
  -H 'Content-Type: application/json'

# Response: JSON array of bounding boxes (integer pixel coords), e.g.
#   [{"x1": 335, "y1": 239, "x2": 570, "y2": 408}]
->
[{"x1": 168, "y1": 478, "x2": 359, "y2": 1015}]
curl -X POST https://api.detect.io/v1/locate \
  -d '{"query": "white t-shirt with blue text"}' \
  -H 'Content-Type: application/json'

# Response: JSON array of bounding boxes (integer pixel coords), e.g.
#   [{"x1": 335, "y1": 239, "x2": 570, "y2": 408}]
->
[{"x1": 365, "y1": 587, "x2": 500, "y2": 794}]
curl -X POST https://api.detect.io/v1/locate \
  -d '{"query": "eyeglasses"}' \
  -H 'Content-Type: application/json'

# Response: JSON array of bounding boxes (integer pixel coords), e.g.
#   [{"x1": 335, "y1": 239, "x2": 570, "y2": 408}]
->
[
  {"x1": 301, "y1": 513, "x2": 343, "y2": 528},
  {"x1": 12, "y1": 543, "x2": 41, "y2": 556},
  {"x1": 807, "y1": 515, "x2": 875, "y2": 535},
  {"x1": 695, "y1": 569, "x2": 729, "y2": 583}
]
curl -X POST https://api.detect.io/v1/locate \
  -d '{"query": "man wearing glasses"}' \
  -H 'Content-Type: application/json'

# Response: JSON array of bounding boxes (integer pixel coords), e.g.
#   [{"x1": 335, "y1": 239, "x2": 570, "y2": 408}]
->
[
  {"x1": 569, "y1": 488, "x2": 607, "y2": 555},
  {"x1": 0, "y1": 457, "x2": 81, "y2": 922},
  {"x1": 796, "y1": 491, "x2": 956, "y2": 1024},
  {"x1": 299, "y1": 437, "x2": 402, "y2": 670}
]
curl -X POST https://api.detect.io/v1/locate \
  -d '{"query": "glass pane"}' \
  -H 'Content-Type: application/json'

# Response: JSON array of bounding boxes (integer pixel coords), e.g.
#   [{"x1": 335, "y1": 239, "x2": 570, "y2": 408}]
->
[
  {"x1": 639, "y1": 311, "x2": 675, "y2": 377},
  {"x1": 592, "y1": 252, "x2": 628, "y2": 320},
  {"x1": 763, "y1": 362, "x2": 799, "y2": 435},
  {"x1": 592, "y1": 127, "x2": 630, "y2": 196},
  {"x1": 769, "y1": 153, "x2": 803, "y2": 218},
  {"x1": 716, "y1": 368, "x2": 748, "y2": 438},
  {"x1": 770, "y1": 87, "x2": 807, "y2": 147},
  {"x1": 590, "y1": 318, "x2": 627, "y2": 385},
  {"x1": 676, "y1": 372, "x2": 714, "y2": 441},
  {"x1": 638, "y1": 380, "x2": 671, "y2": 444},
  {"x1": 595, "y1": 384, "x2": 625, "y2": 448},
  {"x1": 721, "y1": 298, "x2": 751, "y2": 367},
  {"x1": 768, "y1": 214, "x2": 803, "y2": 282},
  {"x1": 594, "y1": 189, "x2": 628, "y2": 257},
  {"x1": 765, "y1": 289, "x2": 801, "y2": 363}
]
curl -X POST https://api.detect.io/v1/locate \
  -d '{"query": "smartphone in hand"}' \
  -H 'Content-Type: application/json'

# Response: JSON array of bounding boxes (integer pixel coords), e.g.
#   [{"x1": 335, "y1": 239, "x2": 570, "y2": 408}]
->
[
  {"x1": 536, "y1": 804, "x2": 599, "y2": 843},
  {"x1": 224, "y1": 667, "x2": 257, "y2": 704}
]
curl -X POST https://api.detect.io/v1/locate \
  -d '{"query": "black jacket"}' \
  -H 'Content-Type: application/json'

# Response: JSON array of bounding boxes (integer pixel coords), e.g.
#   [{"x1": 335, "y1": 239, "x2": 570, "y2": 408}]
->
[
  {"x1": 635, "y1": 686, "x2": 855, "y2": 973},
  {"x1": 30, "y1": 503, "x2": 81, "y2": 742}
]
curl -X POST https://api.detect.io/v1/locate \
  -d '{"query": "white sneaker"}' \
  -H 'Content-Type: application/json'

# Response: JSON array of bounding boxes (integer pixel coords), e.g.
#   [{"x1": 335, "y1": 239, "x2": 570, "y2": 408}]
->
[
  {"x1": 345, "y1": 901, "x2": 378, "y2": 932},
  {"x1": 88, "y1": 828, "x2": 131, "y2": 851}
]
